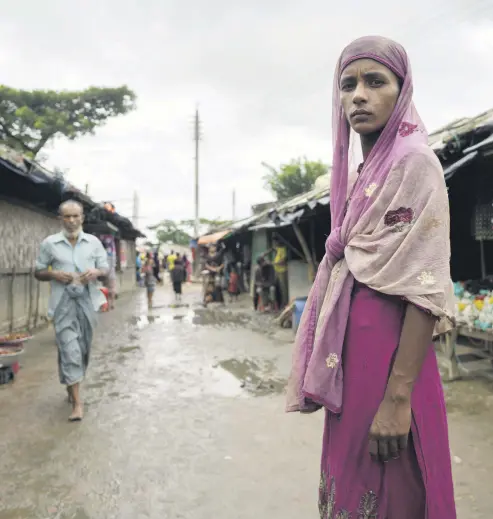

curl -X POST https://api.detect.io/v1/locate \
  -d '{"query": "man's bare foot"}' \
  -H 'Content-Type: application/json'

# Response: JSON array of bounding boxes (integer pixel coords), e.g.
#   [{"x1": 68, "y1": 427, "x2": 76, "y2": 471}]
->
[{"x1": 68, "y1": 404, "x2": 84, "y2": 422}]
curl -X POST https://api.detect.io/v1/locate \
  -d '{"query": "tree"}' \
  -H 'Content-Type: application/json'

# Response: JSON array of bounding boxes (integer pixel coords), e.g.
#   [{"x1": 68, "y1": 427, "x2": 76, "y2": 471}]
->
[
  {"x1": 0, "y1": 85, "x2": 136, "y2": 157},
  {"x1": 148, "y1": 219, "x2": 193, "y2": 246},
  {"x1": 179, "y1": 217, "x2": 232, "y2": 232},
  {"x1": 262, "y1": 158, "x2": 330, "y2": 200},
  {"x1": 149, "y1": 217, "x2": 232, "y2": 246}
]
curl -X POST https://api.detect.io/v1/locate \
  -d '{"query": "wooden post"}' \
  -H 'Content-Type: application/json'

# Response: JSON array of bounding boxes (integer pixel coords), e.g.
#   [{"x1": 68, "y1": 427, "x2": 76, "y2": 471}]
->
[
  {"x1": 310, "y1": 219, "x2": 316, "y2": 267},
  {"x1": 27, "y1": 267, "x2": 34, "y2": 331},
  {"x1": 9, "y1": 265, "x2": 16, "y2": 333},
  {"x1": 34, "y1": 277, "x2": 41, "y2": 329},
  {"x1": 292, "y1": 221, "x2": 316, "y2": 282},
  {"x1": 480, "y1": 238, "x2": 487, "y2": 279}
]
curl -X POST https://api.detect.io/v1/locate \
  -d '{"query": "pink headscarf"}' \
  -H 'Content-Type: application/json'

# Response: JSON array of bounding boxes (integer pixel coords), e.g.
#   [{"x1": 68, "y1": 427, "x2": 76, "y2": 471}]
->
[{"x1": 286, "y1": 36, "x2": 455, "y2": 414}]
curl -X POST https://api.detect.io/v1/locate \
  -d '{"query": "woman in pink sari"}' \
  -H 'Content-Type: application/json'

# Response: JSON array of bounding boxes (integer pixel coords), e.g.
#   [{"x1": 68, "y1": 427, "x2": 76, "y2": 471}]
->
[{"x1": 287, "y1": 37, "x2": 456, "y2": 518}]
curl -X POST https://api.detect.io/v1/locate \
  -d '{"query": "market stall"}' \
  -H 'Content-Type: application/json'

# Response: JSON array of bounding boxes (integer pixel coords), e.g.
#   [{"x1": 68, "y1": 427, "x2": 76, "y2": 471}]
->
[
  {"x1": 442, "y1": 204, "x2": 493, "y2": 380},
  {"x1": 0, "y1": 332, "x2": 32, "y2": 384}
]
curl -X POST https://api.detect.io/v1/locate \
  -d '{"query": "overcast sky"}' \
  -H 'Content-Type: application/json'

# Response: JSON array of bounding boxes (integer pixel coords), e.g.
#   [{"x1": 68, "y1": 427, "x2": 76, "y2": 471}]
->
[{"x1": 1, "y1": 1, "x2": 492, "y2": 233}]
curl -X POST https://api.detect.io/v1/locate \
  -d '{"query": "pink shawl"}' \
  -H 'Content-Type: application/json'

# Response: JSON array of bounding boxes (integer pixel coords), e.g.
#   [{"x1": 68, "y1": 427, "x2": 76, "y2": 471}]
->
[{"x1": 286, "y1": 36, "x2": 455, "y2": 414}]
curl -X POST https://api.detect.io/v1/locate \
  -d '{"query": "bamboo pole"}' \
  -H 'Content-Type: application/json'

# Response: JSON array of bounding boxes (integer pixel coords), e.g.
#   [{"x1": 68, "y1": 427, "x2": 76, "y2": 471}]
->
[{"x1": 292, "y1": 222, "x2": 316, "y2": 282}]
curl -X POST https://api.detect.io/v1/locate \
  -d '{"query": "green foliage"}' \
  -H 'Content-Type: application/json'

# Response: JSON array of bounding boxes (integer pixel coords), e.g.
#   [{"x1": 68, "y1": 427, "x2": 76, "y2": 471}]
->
[
  {"x1": 149, "y1": 217, "x2": 231, "y2": 245},
  {"x1": 179, "y1": 217, "x2": 231, "y2": 231},
  {"x1": 148, "y1": 219, "x2": 192, "y2": 246},
  {"x1": 262, "y1": 157, "x2": 330, "y2": 200},
  {"x1": 0, "y1": 85, "x2": 136, "y2": 157}
]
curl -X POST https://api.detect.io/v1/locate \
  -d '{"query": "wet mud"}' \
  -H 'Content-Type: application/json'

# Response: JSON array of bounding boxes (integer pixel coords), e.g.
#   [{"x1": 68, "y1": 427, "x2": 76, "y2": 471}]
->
[
  {"x1": 217, "y1": 358, "x2": 285, "y2": 396},
  {"x1": 0, "y1": 286, "x2": 492, "y2": 518}
]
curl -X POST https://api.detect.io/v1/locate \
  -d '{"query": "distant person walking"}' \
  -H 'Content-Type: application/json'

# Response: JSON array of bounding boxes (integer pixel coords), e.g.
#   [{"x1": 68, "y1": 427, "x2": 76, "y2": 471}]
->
[
  {"x1": 271, "y1": 237, "x2": 288, "y2": 308},
  {"x1": 167, "y1": 250, "x2": 177, "y2": 272},
  {"x1": 203, "y1": 244, "x2": 225, "y2": 304},
  {"x1": 153, "y1": 250, "x2": 162, "y2": 284},
  {"x1": 35, "y1": 200, "x2": 109, "y2": 422},
  {"x1": 228, "y1": 267, "x2": 240, "y2": 302},
  {"x1": 136, "y1": 253, "x2": 142, "y2": 286},
  {"x1": 171, "y1": 259, "x2": 185, "y2": 302},
  {"x1": 183, "y1": 254, "x2": 192, "y2": 282},
  {"x1": 142, "y1": 253, "x2": 157, "y2": 308}
]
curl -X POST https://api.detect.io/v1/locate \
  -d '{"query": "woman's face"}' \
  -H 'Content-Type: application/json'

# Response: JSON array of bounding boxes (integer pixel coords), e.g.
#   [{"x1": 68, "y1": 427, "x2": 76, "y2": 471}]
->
[{"x1": 339, "y1": 58, "x2": 400, "y2": 136}]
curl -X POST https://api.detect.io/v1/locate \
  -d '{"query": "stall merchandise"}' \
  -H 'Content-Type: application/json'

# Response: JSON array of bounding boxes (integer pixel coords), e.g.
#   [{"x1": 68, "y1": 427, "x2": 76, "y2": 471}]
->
[
  {"x1": 454, "y1": 279, "x2": 493, "y2": 330},
  {"x1": 0, "y1": 333, "x2": 31, "y2": 385}
]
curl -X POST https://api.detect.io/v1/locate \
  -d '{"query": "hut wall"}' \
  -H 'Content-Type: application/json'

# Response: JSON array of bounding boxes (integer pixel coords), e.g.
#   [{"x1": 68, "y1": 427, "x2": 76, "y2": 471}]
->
[
  {"x1": 250, "y1": 229, "x2": 269, "y2": 294},
  {"x1": 0, "y1": 199, "x2": 59, "y2": 333},
  {"x1": 0, "y1": 199, "x2": 59, "y2": 269},
  {"x1": 117, "y1": 239, "x2": 137, "y2": 293},
  {"x1": 448, "y1": 158, "x2": 493, "y2": 281}
]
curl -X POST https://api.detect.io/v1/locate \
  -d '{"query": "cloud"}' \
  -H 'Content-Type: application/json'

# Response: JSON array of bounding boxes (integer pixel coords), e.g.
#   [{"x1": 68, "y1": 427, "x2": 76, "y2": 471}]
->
[{"x1": 0, "y1": 0, "x2": 492, "y2": 233}]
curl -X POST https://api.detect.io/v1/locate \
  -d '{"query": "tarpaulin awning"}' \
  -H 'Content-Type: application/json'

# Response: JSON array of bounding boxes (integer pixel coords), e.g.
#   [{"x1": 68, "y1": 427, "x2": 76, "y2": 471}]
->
[{"x1": 198, "y1": 229, "x2": 232, "y2": 245}]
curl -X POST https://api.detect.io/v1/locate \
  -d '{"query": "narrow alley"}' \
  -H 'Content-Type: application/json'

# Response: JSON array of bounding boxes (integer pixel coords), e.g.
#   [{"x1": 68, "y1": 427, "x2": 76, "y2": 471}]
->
[{"x1": 0, "y1": 284, "x2": 492, "y2": 518}]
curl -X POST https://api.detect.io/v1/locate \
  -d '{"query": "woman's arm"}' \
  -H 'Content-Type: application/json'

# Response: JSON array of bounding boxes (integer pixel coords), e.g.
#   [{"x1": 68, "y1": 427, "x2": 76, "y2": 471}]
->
[
  {"x1": 387, "y1": 304, "x2": 435, "y2": 400},
  {"x1": 369, "y1": 304, "x2": 435, "y2": 463}
]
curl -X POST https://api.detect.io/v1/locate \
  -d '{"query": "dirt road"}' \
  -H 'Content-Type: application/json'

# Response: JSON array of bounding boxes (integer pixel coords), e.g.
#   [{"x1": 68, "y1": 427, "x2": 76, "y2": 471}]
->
[{"x1": 0, "y1": 284, "x2": 491, "y2": 518}]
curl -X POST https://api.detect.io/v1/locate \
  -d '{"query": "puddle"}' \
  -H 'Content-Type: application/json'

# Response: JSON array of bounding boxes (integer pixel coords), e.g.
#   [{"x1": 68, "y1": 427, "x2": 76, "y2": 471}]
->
[
  {"x1": 86, "y1": 382, "x2": 106, "y2": 389},
  {"x1": 118, "y1": 346, "x2": 141, "y2": 353},
  {"x1": 217, "y1": 358, "x2": 285, "y2": 396},
  {"x1": 178, "y1": 364, "x2": 245, "y2": 399},
  {"x1": 129, "y1": 311, "x2": 194, "y2": 329}
]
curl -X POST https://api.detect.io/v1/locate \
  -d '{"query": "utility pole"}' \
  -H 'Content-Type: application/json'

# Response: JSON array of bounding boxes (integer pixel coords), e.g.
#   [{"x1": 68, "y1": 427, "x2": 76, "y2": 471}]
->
[
  {"x1": 193, "y1": 107, "x2": 201, "y2": 239},
  {"x1": 232, "y1": 189, "x2": 236, "y2": 221},
  {"x1": 132, "y1": 190, "x2": 139, "y2": 227}
]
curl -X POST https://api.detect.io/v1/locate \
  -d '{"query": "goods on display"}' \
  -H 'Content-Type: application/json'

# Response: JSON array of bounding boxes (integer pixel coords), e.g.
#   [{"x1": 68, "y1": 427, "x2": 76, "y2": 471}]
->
[
  {"x1": 0, "y1": 332, "x2": 32, "y2": 344},
  {"x1": 454, "y1": 279, "x2": 493, "y2": 331},
  {"x1": 0, "y1": 346, "x2": 23, "y2": 356}
]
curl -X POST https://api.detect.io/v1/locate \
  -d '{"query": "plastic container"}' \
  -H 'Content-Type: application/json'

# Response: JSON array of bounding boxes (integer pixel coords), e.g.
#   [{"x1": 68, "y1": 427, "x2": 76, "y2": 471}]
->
[{"x1": 292, "y1": 297, "x2": 308, "y2": 332}]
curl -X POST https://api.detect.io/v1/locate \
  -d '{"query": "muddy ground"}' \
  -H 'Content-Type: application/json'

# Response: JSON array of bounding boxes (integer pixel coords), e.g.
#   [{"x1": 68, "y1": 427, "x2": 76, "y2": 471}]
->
[{"x1": 0, "y1": 283, "x2": 491, "y2": 518}]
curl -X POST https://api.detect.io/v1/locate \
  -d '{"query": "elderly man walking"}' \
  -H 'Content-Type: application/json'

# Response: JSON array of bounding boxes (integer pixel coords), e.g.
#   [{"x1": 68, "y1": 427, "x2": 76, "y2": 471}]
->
[{"x1": 35, "y1": 200, "x2": 109, "y2": 421}]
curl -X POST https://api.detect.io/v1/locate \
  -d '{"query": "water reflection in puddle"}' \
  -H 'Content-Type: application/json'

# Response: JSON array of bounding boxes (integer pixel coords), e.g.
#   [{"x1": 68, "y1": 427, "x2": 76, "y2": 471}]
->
[
  {"x1": 217, "y1": 358, "x2": 286, "y2": 396},
  {"x1": 131, "y1": 311, "x2": 195, "y2": 329}
]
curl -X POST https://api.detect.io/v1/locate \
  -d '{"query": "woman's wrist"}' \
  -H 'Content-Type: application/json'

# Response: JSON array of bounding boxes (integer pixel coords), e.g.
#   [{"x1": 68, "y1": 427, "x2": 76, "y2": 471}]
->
[{"x1": 385, "y1": 374, "x2": 413, "y2": 404}]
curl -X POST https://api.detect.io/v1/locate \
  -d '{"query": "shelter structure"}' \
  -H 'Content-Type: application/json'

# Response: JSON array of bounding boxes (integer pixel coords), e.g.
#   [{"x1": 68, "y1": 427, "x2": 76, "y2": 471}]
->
[{"x1": 0, "y1": 145, "x2": 144, "y2": 334}]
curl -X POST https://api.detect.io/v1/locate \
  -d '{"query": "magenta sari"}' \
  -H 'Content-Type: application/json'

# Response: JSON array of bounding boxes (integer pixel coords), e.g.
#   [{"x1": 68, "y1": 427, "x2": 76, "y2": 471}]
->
[{"x1": 287, "y1": 37, "x2": 456, "y2": 518}]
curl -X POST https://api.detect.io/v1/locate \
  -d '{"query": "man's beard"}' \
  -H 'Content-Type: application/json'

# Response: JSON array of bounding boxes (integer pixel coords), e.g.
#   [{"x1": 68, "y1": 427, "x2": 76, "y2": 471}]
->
[{"x1": 63, "y1": 226, "x2": 82, "y2": 240}]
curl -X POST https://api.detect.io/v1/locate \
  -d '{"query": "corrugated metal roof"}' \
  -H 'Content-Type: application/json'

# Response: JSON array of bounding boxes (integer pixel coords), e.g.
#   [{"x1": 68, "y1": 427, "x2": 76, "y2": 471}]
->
[
  {"x1": 204, "y1": 109, "x2": 493, "y2": 240},
  {"x1": 428, "y1": 109, "x2": 493, "y2": 152}
]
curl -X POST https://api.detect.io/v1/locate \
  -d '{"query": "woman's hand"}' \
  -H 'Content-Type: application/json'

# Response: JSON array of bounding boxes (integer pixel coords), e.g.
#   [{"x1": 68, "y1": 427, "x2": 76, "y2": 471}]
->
[{"x1": 368, "y1": 394, "x2": 411, "y2": 463}]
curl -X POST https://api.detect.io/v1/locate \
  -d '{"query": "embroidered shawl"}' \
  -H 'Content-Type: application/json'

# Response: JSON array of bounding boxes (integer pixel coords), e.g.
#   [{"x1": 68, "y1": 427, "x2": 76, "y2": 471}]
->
[{"x1": 286, "y1": 36, "x2": 455, "y2": 414}]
